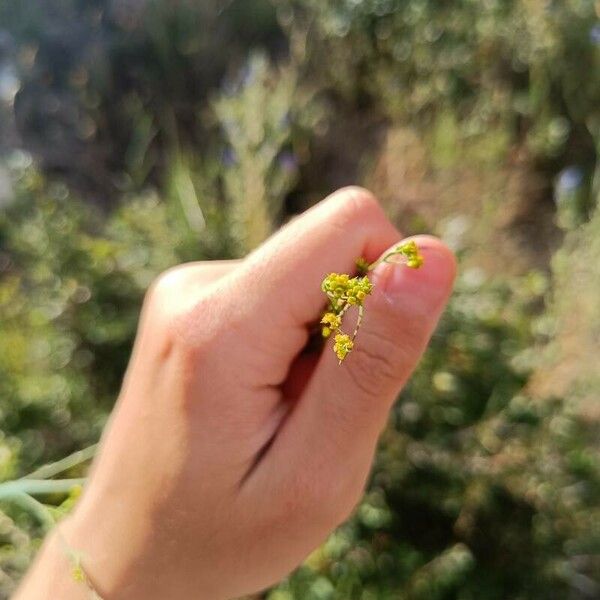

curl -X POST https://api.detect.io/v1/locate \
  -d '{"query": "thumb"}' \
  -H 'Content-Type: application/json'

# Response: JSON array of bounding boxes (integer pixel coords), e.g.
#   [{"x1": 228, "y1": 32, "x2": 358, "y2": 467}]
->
[
  {"x1": 312, "y1": 234, "x2": 456, "y2": 432},
  {"x1": 263, "y1": 235, "x2": 456, "y2": 511}
]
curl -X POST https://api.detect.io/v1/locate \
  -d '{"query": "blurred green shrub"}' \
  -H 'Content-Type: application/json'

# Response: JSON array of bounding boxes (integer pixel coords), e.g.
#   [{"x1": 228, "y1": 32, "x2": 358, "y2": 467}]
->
[
  {"x1": 214, "y1": 52, "x2": 322, "y2": 252},
  {"x1": 544, "y1": 185, "x2": 600, "y2": 402},
  {"x1": 282, "y1": 0, "x2": 599, "y2": 169},
  {"x1": 2, "y1": 0, "x2": 285, "y2": 201},
  {"x1": 0, "y1": 155, "x2": 232, "y2": 473}
]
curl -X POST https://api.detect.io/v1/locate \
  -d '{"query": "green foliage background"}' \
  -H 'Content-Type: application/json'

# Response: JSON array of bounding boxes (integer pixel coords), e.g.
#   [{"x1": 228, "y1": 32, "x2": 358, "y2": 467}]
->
[{"x1": 0, "y1": 1, "x2": 599, "y2": 598}]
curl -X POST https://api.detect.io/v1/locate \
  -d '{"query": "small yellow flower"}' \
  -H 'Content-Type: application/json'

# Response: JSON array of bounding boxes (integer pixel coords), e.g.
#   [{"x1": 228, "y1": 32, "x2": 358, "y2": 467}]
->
[
  {"x1": 71, "y1": 563, "x2": 86, "y2": 583},
  {"x1": 396, "y1": 240, "x2": 424, "y2": 269},
  {"x1": 322, "y1": 272, "x2": 373, "y2": 309},
  {"x1": 321, "y1": 312, "x2": 341, "y2": 328},
  {"x1": 407, "y1": 255, "x2": 424, "y2": 268},
  {"x1": 320, "y1": 312, "x2": 341, "y2": 338},
  {"x1": 333, "y1": 333, "x2": 354, "y2": 362}
]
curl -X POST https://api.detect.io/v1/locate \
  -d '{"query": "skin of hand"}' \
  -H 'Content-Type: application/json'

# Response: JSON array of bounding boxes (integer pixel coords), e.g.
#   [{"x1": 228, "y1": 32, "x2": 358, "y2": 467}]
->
[{"x1": 16, "y1": 187, "x2": 456, "y2": 599}]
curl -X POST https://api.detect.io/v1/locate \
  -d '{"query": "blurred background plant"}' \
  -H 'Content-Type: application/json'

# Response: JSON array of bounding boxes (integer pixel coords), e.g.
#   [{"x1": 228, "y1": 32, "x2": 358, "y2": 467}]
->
[{"x1": 0, "y1": 0, "x2": 599, "y2": 598}]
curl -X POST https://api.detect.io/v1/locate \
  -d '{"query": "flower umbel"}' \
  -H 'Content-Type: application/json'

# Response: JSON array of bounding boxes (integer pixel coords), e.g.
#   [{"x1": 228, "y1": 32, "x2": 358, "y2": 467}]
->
[
  {"x1": 320, "y1": 312, "x2": 341, "y2": 338},
  {"x1": 320, "y1": 240, "x2": 424, "y2": 362},
  {"x1": 321, "y1": 273, "x2": 374, "y2": 310},
  {"x1": 374, "y1": 240, "x2": 424, "y2": 270},
  {"x1": 333, "y1": 334, "x2": 354, "y2": 361}
]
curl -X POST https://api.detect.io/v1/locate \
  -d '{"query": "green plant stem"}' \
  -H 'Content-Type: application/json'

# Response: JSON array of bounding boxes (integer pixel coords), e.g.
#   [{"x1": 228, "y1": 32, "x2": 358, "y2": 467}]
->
[
  {"x1": 351, "y1": 304, "x2": 364, "y2": 342},
  {"x1": 23, "y1": 444, "x2": 97, "y2": 480},
  {"x1": 11, "y1": 492, "x2": 56, "y2": 531},
  {"x1": 0, "y1": 478, "x2": 85, "y2": 500},
  {"x1": 367, "y1": 248, "x2": 403, "y2": 271}
]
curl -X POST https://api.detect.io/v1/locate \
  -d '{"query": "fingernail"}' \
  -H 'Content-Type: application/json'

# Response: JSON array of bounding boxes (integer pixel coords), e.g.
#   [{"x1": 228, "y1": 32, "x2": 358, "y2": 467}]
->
[{"x1": 372, "y1": 236, "x2": 456, "y2": 311}]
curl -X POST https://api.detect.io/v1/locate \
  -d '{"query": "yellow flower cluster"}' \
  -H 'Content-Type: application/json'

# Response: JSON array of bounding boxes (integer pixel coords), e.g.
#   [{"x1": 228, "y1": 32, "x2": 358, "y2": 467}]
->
[
  {"x1": 319, "y1": 273, "x2": 373, "y2": 362},
  {"x1": 321, "y1": 273, "x2": 374, "y2": 309},
  {"x1": 320, "y1": 240, "x2": 425, "y2": 363},
  {"x1": 333, "y1": 334, "x2": 354, "y2": 361},
  {"x1": 320, "y1": 312, "x2": 341, "y2": 338},
  {"x1": 394, "y1": 240, "x2": 424, "y2": 269}
]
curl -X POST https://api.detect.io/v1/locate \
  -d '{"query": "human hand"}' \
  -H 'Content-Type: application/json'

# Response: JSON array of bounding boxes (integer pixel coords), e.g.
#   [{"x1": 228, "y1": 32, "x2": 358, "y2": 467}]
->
[{"x1": 17, "y1": 187, "x2": 456, "y2": 599}]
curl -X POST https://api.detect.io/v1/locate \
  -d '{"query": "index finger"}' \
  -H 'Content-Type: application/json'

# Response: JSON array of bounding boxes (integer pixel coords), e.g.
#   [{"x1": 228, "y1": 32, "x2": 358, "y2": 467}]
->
[
  {"x1": 217, "y1": 187, "x2": 401, "y2": 382},
  {"x1": 234, "y1": 186, "x2": 400, "y2": 327}
]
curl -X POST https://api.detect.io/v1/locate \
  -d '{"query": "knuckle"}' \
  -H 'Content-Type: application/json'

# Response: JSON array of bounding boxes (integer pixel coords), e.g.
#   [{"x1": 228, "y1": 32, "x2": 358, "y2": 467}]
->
[
  {"x1": 171, "y1": 296, "x2": 218, "y2": 355},
  {"x1": 146, "y1": 261, "x2": 223, "y2": 308},
  {"x1": 145, "y1": 265, "x2": 188, "y2": 307},
  {"x1": 144, "y1": 265, "x2": 225, "y2": 351},
  {"x1": 145, "y1": 280, "x2": 219, "y2": 362},
  {"x1": 137, "y1": 268, "x2": 188, "y2": 348},
  {"x1": 332, "y1": 186, "x2": 385, "y2": 227}
]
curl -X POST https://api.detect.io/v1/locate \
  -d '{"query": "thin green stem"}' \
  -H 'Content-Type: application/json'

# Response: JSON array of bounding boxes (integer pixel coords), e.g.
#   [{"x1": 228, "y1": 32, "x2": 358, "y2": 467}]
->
[
  {"x1": 10, "y1": 490, "x2": 104, "y2": 598},
  {"x1": 367, "y1": 240, "x2": 424, "y2": 271},
  {"x1": 0, "y1": 478, "x2": 85, "y2": 500},
  {"x1": 368, "y1": 248, "x2": 404, "y2": 271},
  {"x1": 23, "y1": 444, "x2": 97, "y2": 480},
  {"x1": 11, "y1": 492, "x2": 56, "y2": 532},
  {"x1": 351, "y1": 304, "x2": 364, "y2": 342}
]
